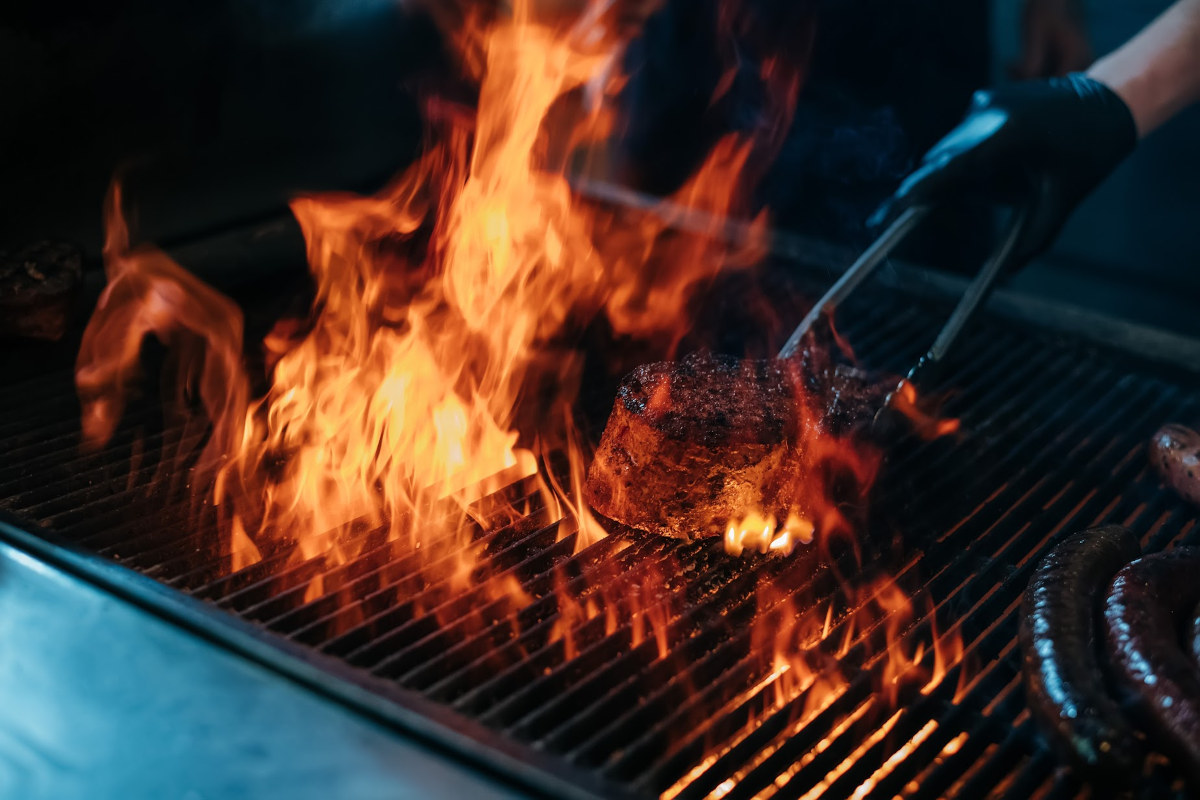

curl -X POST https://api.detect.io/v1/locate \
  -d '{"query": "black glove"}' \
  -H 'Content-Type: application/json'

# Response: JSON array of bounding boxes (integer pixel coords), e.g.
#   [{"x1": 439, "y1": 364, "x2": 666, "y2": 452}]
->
[{"x1": 872, "y1": 73, "x2": 1138, "y2": 265}]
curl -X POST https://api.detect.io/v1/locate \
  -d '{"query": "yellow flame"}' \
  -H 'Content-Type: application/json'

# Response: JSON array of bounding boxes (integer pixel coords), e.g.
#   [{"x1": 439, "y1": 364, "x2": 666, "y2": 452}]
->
[{"x1": 725, "y1": 511, "x2": 815, "y2": 557}]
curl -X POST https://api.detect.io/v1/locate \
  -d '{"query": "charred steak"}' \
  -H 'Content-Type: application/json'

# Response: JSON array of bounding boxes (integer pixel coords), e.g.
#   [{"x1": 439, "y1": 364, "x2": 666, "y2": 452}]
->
[
  {"x1": 0, "y1": 241, "x2": 83, "y2": 341},
  {"x1": 585, "y1": 353, "x2": 881, "y2": 539}
]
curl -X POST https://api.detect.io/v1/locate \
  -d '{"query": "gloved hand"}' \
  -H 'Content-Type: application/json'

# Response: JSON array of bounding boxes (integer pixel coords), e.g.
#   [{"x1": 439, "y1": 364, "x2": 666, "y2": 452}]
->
[{"x1": 872, "y1": 73, "x2": 1138, "y2": 266}]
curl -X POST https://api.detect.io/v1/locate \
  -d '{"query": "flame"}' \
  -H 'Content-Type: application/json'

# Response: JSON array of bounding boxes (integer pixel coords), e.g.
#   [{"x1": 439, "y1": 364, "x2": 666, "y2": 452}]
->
[
  {"x1": 76, "y1": 182, "x2": 250, "y2": 471},
  {"x1": 759, "y1": 576, "x2": 963, "y2": 714},
  {"x1": 712, "y1": 352, "x2": 885, "y2": 560},
  {"x1": 663, "y1": 575, "x2": 967, "y2": 799},
  {"x1": 724, "y1": 511, "x2": 815, "y2": 557},
  {"x1": 890, "y1": 381, "x2": 961, "y2": 440},
  {"x1": 78, "y1": 0, "x2": 764, "y2": 584},
  {"x1": 75, "y1": 3, "x2": 968, "y2": 796}
]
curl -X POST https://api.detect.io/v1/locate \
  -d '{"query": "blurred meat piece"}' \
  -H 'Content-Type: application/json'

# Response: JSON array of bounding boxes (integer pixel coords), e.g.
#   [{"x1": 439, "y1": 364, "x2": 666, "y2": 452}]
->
[{"x1": 0, "y1": 241, "x2": 83, "y2": 341}]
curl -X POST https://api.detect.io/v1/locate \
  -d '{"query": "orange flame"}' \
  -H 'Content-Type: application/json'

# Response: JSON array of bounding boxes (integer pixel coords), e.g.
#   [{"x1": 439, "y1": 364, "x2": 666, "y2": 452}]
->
[
  {"x1": 664, "y1": 575, "x2": 967, "y2": 799},
  {"x1": 76, "y1": 4, "x2": 967, "y2": 796},
  {"x1": 78, "y1": 1, "x2": 768, "y2": 583},
  {"x1": 724, "y1": 510, "x2": 815, "y2": 557},
  {"x1": 891, "y1": 381, "x2": 961, "y2": 440}
]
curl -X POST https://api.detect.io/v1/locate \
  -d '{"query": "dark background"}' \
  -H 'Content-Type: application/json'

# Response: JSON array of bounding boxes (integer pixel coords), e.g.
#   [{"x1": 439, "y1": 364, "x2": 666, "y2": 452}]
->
[{"x1": 1, "y1": 0, "x2": 1196, "y2": 334}]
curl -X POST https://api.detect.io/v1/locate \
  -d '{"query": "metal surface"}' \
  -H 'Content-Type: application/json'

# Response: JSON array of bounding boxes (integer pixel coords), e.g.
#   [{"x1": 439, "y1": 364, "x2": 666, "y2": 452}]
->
[
  {"x1": 879, "y1": 207, "x2": 1032, "y2": 428},
  {"x1": 0, "y1": 531, "x2": 528, "y2": 800},
  {"x1": 2, "y1": 270, "x2": 1199, "y2": 799},
  {"x1": 0, "y1": 515, "x2": 622, "y2": 800},
  {"x1": 779, "y1": 206, "x2": 928, "y2": 359},
  {"x1": 924, "y1": 207, "x2": 1029, "y2": 364}
]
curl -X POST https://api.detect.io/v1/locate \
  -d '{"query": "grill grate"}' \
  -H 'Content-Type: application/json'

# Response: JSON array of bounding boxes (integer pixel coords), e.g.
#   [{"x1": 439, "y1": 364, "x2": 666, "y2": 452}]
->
[{"x1": 2, "y1": 277, "x2": 1198, "y2": 800}]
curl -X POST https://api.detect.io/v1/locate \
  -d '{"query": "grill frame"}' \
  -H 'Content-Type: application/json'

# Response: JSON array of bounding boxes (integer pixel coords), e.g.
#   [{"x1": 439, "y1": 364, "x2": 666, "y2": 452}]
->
[{"x1": 3, "y1": 239, "x2": 1200, "y2": 799}]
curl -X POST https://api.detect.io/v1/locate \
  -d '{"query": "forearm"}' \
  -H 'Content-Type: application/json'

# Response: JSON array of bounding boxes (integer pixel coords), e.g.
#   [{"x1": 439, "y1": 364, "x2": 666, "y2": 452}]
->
[{"x1": 1088, "y1": 0, "x2": 1200, "y2": 137}]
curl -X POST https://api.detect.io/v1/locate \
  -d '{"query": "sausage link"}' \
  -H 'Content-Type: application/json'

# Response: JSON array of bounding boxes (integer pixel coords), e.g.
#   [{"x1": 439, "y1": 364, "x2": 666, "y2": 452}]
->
[
  {"x1": 1105, "y1": 548, "x2": 1200, "y2": 789},
  {"x1": 1020, "y1": 524, "x2": 1143, "y2": 782}
]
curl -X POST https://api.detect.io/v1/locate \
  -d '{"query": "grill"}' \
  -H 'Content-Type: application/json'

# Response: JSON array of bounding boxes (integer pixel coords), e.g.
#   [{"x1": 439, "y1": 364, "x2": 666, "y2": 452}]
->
[{"x1": 2, "y1": 254, "x2": 1198, "y2": 800}]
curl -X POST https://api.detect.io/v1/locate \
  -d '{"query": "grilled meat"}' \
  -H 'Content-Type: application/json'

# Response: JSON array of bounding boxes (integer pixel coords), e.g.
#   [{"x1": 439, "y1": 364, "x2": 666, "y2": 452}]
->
[
  {"x1": 1018, "y1": 525, "x2": 1143, "y2": 783},
  {"x1": 1150, "y1": 424, "x2": 1200, "y2": 506},
  {"x1": 0, "y1": 241, "x2": 83, "y2": 342},
  {"x1": 584, "y1": 353, "x2": 882, "y2": 539},
  {"x1": 1104, "y1": 548, "x2": 1200, "y2": 789}
]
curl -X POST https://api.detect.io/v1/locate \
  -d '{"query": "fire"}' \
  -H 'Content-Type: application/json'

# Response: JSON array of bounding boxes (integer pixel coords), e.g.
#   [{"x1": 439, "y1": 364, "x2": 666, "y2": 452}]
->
[
  {"x1": 663, "y1": 576, "x2": 967, "y2": 799},
  {"x1": 759, "y1": 576, "x2": 962, "y2": 713},
  {"x1": 890, "y1": 380, "x2": 961, "y2": 440},
  {"x1": 725, "y1": 511, "x2": 815, "y2": 557},
  {"x1": 77, "y1": 182, "x2": 250, "y2": 475},
  {"x1": 75, "y1": 1, "x2": 967, "y2": 796},
  {"x1": 78, "y1": 0, "x2": 759, "y2": 582}
]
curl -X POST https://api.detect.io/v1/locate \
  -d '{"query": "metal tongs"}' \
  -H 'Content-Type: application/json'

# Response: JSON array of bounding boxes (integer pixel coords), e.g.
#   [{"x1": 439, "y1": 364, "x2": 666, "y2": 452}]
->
[{"x1": 778, "y1": 205, "x2": 1032, "y2": 430}]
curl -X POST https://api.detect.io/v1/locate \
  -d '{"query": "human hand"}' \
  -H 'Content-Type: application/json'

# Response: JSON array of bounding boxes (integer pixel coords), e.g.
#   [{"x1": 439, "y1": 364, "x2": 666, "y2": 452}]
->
[{"x1": 871, "y1": 74, "x2": 1137, "y2": 267}]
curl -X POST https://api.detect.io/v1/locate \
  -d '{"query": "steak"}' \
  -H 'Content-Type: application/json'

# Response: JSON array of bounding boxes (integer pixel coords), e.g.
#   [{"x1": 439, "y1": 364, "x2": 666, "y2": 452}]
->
[
  {"x1": 585, "y1": 352, "x2": 882, "y2": 539},
  {"x1": 0, "y1": 241, "x2": 83, "y2": 341}
]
